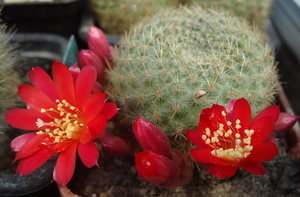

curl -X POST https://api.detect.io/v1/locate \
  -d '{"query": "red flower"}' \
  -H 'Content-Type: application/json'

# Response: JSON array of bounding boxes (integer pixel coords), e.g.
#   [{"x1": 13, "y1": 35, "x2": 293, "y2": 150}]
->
[
  {"x1": 135, "y1": 150, "x2": 181, "y2": 189},
  {"x1": 4, "y1": 61, "x2": 118, "y2": 185},
  {"x1": 186, "y1": 98, "x2": 280, "y2": 178}
]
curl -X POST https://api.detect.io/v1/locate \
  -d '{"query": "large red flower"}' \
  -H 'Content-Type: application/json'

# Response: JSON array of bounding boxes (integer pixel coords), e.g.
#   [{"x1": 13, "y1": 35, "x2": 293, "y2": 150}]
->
[
  {"x1": 185, "y1": 98, "x2": 280, "y2": 178},
  {"x1": 5, "y1": 61, "x2": 118, "y2": 185}
]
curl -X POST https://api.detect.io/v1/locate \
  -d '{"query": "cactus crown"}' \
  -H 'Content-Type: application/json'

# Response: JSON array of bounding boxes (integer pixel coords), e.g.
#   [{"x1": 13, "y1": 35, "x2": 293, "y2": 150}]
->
[{"x1": 107, "y1": 5, "x2": 278, "y2": 149}]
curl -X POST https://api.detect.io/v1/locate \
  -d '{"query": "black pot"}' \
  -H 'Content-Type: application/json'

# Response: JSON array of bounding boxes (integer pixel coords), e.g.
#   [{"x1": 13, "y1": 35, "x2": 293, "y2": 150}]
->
[
  {"x1": 0, "y1": 157, "x2": 58, "y2": 197},
  {"x1": 0, "y1": 0, "x2": 87, "y2": 38}
]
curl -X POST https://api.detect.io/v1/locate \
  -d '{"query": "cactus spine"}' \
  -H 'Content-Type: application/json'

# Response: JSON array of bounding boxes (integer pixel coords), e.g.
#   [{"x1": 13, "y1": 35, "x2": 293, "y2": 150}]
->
[
  {"x1": 89, "y1": 0, "x2": 179, "y2": 34},
  {"x1": 107, "y1": 5, "x2": 278, "y2": 150}
]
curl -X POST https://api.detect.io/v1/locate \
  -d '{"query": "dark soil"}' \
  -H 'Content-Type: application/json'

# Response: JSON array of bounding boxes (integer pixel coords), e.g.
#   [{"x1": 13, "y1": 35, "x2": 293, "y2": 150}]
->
[{"x1": 67, "y1": 133, "x2": 300, "y2": 197}]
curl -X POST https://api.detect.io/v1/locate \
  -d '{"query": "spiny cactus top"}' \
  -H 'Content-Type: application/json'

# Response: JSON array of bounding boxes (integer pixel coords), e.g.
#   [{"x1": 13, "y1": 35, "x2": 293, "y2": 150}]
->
[{"x1": 107, "y1": 5, "x2": 278, "y2": 143}]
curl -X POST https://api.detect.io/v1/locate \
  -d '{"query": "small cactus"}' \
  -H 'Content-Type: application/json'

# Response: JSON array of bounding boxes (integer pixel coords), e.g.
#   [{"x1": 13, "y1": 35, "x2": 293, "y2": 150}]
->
[
  {"x1": 187, "y1": 0, "x2": 272, "y2": 30},
  {"x1": 0, "y1": 20, "x2": 21, "y2": 172},
  {"x1": 0, "y1": 23, "x2": 21, "y2": 130},
  {"x1": 106, "y1": 5, "x2": 278, "y2": 150},
  {"x1": 89, "y1": 0, "x2": 179, "y2": 34}
]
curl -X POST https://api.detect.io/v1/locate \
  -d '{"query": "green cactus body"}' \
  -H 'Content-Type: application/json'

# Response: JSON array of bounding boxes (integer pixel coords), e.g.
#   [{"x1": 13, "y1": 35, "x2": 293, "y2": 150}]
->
[
  {"x1": 107, "y1": 6, "x2": 278, "y2": 149},
  {"x1": 0, "y1": 24, "x2": 21, "y2": 130},
  {"x1": 89, "y1": 0, "x2": 179, "y2": 34},
  {"x1": 188, "y1": 0, "x2": 272, "y2": 30}
]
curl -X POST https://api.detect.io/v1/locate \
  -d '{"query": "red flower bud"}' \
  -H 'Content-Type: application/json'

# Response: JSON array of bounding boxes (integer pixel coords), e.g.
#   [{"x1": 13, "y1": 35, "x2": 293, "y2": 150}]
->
[
  {"x1": 78, "y1": 49, "x2": 104, "y2": 80},
  {"x1": 100, "y1": 136, "x2": 129, "y2": 158},
  {"x1": 274, "y1": 112, "x2": 299, "y2": 133},
  {"x1": 133, "y1": 117, "x2": 173, "y2": 159},
  {"x1": 87, "y1": 25, "x2": 111, "y2": 68},
  {"x1": 135, "y1": 150, "x2": 181, "y2": 189}
]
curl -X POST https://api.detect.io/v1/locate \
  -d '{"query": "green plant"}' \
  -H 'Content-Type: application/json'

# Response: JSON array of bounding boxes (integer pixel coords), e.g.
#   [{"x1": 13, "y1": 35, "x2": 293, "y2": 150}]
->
[
  {"x1": 106, "y1": 5, "x2": 278, "y2": 150},
  {"x1": 0, "y1": 23, "x2": 20, "y2": 130},
  {"x1": 89, "y1": 0, "x2": 179, "y2": 34},
  {"x1": 188, "y1": 0, "x2": 272, "y2": 30}
]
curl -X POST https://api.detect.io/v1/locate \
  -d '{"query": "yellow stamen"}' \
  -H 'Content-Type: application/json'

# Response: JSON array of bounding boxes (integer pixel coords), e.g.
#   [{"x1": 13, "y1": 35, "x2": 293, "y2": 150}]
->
[{"x1": 36, "y1": 99, "x2": 84, "y2": 143}]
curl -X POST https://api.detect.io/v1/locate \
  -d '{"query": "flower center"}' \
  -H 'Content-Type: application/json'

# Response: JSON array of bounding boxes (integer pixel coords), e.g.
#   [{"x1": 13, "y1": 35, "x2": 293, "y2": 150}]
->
[
  {"x1": 202, "y1": 110, "x2": 254, "y2": 162},
  {"x1": 36, "y1": 99, "x2": 84, "y2": 143}
]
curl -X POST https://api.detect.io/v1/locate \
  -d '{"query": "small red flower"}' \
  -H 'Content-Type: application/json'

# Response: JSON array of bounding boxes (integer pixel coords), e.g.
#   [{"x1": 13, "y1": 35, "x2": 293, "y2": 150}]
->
[
  {"x1": 135, "y1": 150, "x2": 181, "y2": 189},
  {"x1": 274, "y1": 112, "x2": 299, "y2": 133},
  {"x1": 87, "y1": 25, "x2": 112, "y2": 68},
  {"x1": 133, "y1": 117, "x2": 194, "y2": 188},
  {"x1": 78, "y1": 49, "x2": 104, "y2": 80},
  {"x1": 100, "y1": 136, "x2": 130, "y2": 157},
  {"x1": 5, "y1": 61, "x2": 118, "y2": 185},
  {"x1": 133, "y1": 117, "x2": 173, "y2": 159},
  {"x1": 186, "y1": 98, "x2": 280, "y2": 178}
]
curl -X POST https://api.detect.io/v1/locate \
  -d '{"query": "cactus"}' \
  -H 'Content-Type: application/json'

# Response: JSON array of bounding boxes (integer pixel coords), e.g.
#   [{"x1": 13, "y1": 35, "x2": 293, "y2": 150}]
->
[
  {"x1": 187, "y1": 0, "x2": 272, "y2": 31},
  {"x1": 106, "y1": 5, "x2": 278, "y2": 150},
  {"x1": 89, "y1": 0, "x2": 179, "y2": 35},
  {"x1": 0, "y1": 24, "x2": 21, "y2": 130}
]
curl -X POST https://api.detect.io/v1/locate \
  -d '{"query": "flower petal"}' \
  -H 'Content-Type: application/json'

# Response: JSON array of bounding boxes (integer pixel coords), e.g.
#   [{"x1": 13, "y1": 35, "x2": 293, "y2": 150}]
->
[
  {"x1": 75, "y1": 66, "x2": 97, "y2": 109},
  {"x1": 5, "y1": 108, "x2": 52, "y2": 130},
  {"x1": 53, "y1": 142, "x2": 78, "y2": 186},
  {"x1": 250, "y1": 116, "x2": 275, "y2": 147},
  {"x1": 190, "y1": 148, "x2": 212, "y2": 164},
  {"x1": 16, "y1": 148, "x2": 54, "y2": 175},
  {"x1": 28, "y1": 66, "x2": 59, "y2": 101},
  {"x1": 231, "y1": 98, "x2": 251, "y2": 130},
  {"x1": 87, "y1": 114, "x2": 108, "y2": 137},
  {"x1": 209, "y1": 155, "x2": 235, "y2": 166},
  {"x1": 208, "y1": 164, "x2": 237, "y2": 178},
  {"x1": 241, "y1": 160, "x2": 266, "y2": 175},
  {"x1": 247, "y1": 142, "x2": 279, "y2": 162},
  {"x1": 69, "y1": 64, "x2": 80, "y2": 83},
  {"x1": 251, "y1": 105, "x2": 280, "y2": 128},
  {"x1": 77, "y1": 140, "x2": 99, "y2": 167},
  {"x1": 79, "y1": 126, "x2": 94, "y2": 144},
  {"x1": 226, "y1": 99, "x2": 236, "y2": 120},
  {"x1": 52, "y1": 61, "x2": 76, "y2": 106},
  {"x1": 200, "y1": 104, "x2": 228, "y2": 131},
  {"x1": 18, "y1": 84, "x2": 57, "y2": 111},
  {"x1": 101, "y1": 102, "x2": 118, "y2": 120},
  {"x1": 14, "y1": 134, "x2": 49, "y2": 161},
  {"x1": 11, "y1": 132, "x2": 37, "y2": 151},
  {"x1": 82, "y1": 91, "x2": 106, "y2": 122},
  {"x1": 185, "y1": 129, "x2": 207, "y2": 148}
]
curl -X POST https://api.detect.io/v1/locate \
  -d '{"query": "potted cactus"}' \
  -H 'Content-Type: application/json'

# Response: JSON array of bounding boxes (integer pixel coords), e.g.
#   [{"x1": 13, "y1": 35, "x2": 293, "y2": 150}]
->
[{"x1": 2, "y1": 2, "x2": 300, "y2": 197}]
